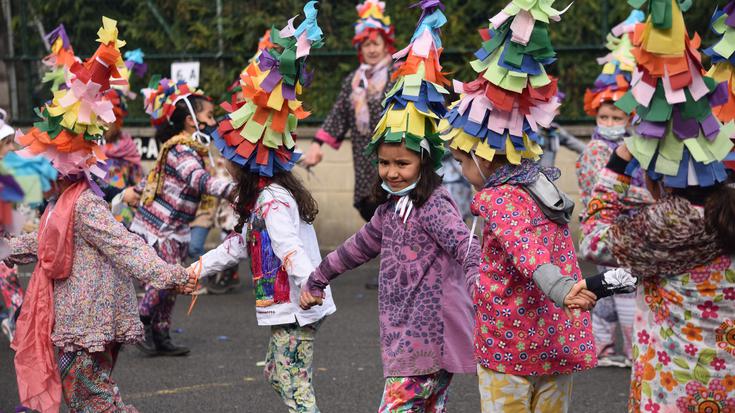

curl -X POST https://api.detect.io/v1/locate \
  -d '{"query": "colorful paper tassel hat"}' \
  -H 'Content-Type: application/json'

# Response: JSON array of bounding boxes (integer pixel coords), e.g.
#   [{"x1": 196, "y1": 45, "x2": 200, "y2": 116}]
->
[
  {"x1": 439, "y1": 0, "x2": 569, "y2": 165},
  {"x1": 15, "y1": 17, "x2": 127, "y2": 183},
  {"x1": 705, "y1": 1, "x2": 735, "y2": 169},
  {"x1": 615, "y1": 0, "x2": 734, "y2": 188},
  {"x1": 353, "y1": 0, "x2": 396, "y2": 61},
  {"x1": 365, "y1": 0, "x2": 449, "y2": 170},
  {"x1": 584, "y1": 10, "x2": 645, "y2": 116},
  {"x1": 141, "y1": 75, "x2": 207, "y2": 129},
  {"x1": 213, "y1": 1, "x2": 324, "y2": 177}
]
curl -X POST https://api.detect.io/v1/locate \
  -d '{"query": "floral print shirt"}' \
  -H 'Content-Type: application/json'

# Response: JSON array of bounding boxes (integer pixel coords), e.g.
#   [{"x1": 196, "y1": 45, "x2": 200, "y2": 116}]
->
[
  {"x1": 7, "y1": 190, "x2": 188, "y2": 352},
  {"x1": 307, "y1": 187, "x2": 478, "y2": 377},
  {"x1": 580, "y1": 168, "x2": 735, "y2": 412},
  {"x1": 472, "y1": 185, "x2": 596, "y2": 376}
]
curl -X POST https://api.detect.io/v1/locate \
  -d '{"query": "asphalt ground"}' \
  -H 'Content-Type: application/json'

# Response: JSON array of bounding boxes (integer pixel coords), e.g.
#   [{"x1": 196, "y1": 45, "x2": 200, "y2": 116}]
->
[{"x1": 0, "y1": 260, "x2": 631, "y2": 412}]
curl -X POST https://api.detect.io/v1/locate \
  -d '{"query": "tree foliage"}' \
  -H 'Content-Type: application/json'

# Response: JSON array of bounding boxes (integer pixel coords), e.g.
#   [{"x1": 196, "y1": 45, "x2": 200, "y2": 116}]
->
[{"x1": 9, "y1": 0, "x2": 732, "y2": 124}]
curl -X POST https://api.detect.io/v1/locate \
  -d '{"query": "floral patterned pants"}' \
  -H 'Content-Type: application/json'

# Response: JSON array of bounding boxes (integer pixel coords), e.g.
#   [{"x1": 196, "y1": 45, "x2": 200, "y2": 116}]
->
[
  {"x1": 378, "y1": 369, "x2": 453, "y2": 413},
  {"x1": 138, "y1": 238, "x2": 188, "y2": 334},
  {"x1": 478, "y1": 366, "x2": 573, "y2": 413},
  {"x1": 264, "y1": 322, "x2": 321, "y2": 413},
  {"x1": 58, "y1": 343, "x2": 138, "y2": 412}
]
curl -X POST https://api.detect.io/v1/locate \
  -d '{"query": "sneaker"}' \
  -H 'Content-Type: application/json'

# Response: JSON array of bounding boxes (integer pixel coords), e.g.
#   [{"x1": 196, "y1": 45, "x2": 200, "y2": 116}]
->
[
  {"x1": 206, "y1": 270, "x2": 241, "y2": 295},
  {"x1": 1, "y1": 318, "x2": 13, "y2": 343},
  {"x1": 597, "y1": 354, "x2": 630, "y2": 368}
]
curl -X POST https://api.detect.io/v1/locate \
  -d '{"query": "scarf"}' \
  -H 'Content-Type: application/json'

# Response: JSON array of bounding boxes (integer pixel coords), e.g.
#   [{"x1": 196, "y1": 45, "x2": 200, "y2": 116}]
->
[
  {"x1": 350, "y1": 54, "x2": 392, "y2": 135},
  {"x1": 140, "y1": 133, "x2": 210, "y2": 206},
  {"x1": 12, "y1": 180, "x2": 88, "y2": 413},
  {"x1": 610, "y1": 195, "x2": 723, "y2": 278},
  {"x1": 103, "y1": 133, "x2": 141, "y2": 166},
  {"x1": 483, "y1": 159, "x2": 561, "y2": 188}
]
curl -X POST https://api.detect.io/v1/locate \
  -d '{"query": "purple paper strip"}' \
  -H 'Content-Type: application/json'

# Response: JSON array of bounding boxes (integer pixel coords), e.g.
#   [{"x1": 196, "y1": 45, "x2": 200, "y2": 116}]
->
[
  {"x1": 709, "y1": 81, "x2": 730, "y2": 107},
  {"x1": 700, "y1": 115, "x2": 721, "y2": 140},
  {"x1": 44, "y1": 24, "x2": 71, "y2": 50},
  {"x1": 282, "y1": 84, "x2": 296, "y2": 100},
  {"x1": 725, "y1": 2, "x2": 735, "y2": 27},
  {"x1": 671, "y1": 108, "x2": 700, "y2": 140},
  {"x1": 636, "y1": 120, "x2": 667, "y2": 139}
]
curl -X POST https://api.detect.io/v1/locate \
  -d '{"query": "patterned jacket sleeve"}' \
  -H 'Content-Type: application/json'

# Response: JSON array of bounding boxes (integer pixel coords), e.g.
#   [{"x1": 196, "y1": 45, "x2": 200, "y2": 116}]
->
[
  {"x1": 579, "y1": 164, "x2": 634, "y2": 267},
  {"x1": 315, "y1": 74, "x2": 353, "y2": 150},
  {"x1": 76, "y1": 192, "x2": 189, "y2": 289},
  {"x1": 5, "y1": 231, "x2": 38, "y2": 266},
  {"x1": 419, "y1": 189, "x2": 481, "y2": 296},
  {"x1": 306, "y1": 205, "x2": 384, "y2": 298},
  {"x1": 172, "y1": 145, "x2": 235, "y2": 201},
  {"x1": 476, "y1": 186, "x2": 554, "y2": 278}
]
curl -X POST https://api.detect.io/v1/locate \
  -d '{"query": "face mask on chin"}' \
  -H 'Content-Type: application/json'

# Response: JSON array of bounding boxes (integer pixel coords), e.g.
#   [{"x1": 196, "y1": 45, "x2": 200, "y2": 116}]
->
[{"x1": 381, "y1": 179, "x2": 419, "y2": 197}]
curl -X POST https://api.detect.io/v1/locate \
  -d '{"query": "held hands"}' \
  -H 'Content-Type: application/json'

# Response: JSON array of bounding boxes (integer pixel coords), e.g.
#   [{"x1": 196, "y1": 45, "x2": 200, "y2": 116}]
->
[
  {"x1": 122, "y1": 187, "x2": 141, "y2": 206},
  {"x1": 300, "y1": 142, "x2": 324, "y2": 168},
  {"x1": 176, "y1": 266, "x2": 199, "y2": 295},
  {"x1": 614, "y1": 142, "x2": 633, "y2": 162},
  {"x1": 563, "y1": 279, "x2": 597, "y2": 312},
  {"x1": 299, "y1": 289, "x2": 324, "y2": 310}
]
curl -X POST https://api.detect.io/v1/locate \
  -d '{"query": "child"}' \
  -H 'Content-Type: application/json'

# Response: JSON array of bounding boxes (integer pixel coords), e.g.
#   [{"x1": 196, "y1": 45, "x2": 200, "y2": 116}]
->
[
  {"x1": 439, "y1": 2, "x2": 597, "y2": 411},
  {"x1": 130, "y1": 76, "x2": 235, "y2": 356},
  {"x1": 6, "y1": 17, "x2": 196, "y2": 412},
  {"x1": 577, "y1": 10, "x2": 652, "y2": 368},
  {"x1": 301, "y1": 3, "x2": 479, "y2": 411},
  {"x1": 580, "y1": 2, "x2": 735, "y2": 411},
  {"x1": 193, "y1": 3, "x2": 336, "y2": 411}
]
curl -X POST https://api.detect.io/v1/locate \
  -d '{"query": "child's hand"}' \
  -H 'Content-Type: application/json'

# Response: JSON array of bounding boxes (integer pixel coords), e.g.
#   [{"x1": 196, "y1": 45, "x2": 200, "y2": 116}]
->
[
  {"x1": 177, "y1": 266, "x2": 199, "y2": 295},
  {"x1": 299, "y1": 290, "x2": 323, "y2": 310},
  {"x1": 563, "y1": 280, "x2": 597, "y2": 312}
]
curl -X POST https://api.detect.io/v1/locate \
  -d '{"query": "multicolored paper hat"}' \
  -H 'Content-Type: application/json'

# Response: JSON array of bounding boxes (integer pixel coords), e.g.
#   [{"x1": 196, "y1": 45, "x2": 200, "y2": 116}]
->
[
  {"x1": 15, "y1": 16, "x2": 127, "y2": 183},
  {"x1": 584, "y1": 10, "x2": 645, "y2": 116},
  {"x1": 353, "y1": 0, "x2": 396, "y2": 61},
  {"x1": 213, "y1": 1, "x2": 323, "y2": 177},
  {"x1": 42, "y1": 24, "x2": 79, "y2": 92},
  {"x1": 439, "y1": 0, "x2": 569, "y2": 165},
  {"x1": 615, "y1": 0, "x2": 734, "y2": 188},
  {"x1": 103, "y1": 49, "x2": 147, "y2": 126},
  {"x1": 705, "y1": 1, "x2": 735, "y2": 169},
  {"x1": 141, "y1": 76, "x2": 207, "y2": 128},
  {"x1": 365, "y1": 0, "x2": 448, "y2": 170}
]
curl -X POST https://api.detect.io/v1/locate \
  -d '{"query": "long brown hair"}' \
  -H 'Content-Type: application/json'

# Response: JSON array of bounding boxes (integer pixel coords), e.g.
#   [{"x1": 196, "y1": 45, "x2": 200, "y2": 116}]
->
[{"x1": 233, "y1": 168, "x2": 319, "y2": 232}]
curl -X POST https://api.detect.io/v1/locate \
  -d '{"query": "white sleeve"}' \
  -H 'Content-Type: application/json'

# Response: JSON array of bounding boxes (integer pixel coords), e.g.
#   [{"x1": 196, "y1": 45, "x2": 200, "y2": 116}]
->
[
  {"x1": 196, "y1": 233, "x2": 248, "y2": 279},
  {"x1": 262, "y1": 190, "x2": 315, "y2": 289}
]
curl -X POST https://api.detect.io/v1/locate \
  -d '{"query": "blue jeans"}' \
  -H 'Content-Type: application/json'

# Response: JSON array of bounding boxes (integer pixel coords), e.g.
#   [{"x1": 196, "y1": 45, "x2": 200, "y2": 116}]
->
[{"x1": 188, "y1": 226, "x2": 211, "y2": 259}]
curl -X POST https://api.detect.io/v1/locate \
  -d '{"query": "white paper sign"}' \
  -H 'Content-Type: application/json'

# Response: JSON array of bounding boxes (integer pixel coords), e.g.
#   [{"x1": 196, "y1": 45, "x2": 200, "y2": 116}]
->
[{"x1": 171, "y1": 61, "x2": 200, "y2": 88}]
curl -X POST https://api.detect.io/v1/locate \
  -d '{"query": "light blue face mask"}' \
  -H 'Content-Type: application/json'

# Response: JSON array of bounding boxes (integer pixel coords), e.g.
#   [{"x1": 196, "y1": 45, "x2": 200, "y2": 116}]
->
[
  {"x1": 595, "y1": 124, "x2": 627, "y2": 141},
  {"x1": 381, "y1": 180, "x2": 418, "y2": 197}
]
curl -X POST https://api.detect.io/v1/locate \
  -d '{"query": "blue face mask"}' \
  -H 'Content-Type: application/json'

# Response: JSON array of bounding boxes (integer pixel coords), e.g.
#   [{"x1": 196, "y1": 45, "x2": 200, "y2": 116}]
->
[{"x1": 381, "y1": 180, "x2": 419, "y2": 197}]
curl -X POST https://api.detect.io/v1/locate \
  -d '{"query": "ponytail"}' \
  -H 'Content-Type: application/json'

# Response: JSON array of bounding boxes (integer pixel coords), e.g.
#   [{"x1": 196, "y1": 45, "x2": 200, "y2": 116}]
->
[
  {"x1": 705, "y1": 179, "x2": 735, "y2": 255},
  {"x1": 153, "y1": 95, "x2": 210, "y2": 144}
]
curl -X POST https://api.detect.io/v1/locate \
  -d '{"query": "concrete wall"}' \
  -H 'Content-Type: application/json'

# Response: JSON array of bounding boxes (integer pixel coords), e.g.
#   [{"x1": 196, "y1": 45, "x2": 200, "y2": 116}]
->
[{"x1": 131, "y1": 125, "x2": 592, "y2": 250}]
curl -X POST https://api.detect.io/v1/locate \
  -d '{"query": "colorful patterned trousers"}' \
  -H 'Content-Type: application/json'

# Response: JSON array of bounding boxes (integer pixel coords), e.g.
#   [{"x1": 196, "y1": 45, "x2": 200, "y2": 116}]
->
[
  {"x1": 138, "y1": 238, "x2": 188, "y2": 333},
  {"x1": 264, "y1": 322, "x2": 321, "y2": 413},
  {"x1": 378, "y1": 369, "x2": 453, "y2": 413},
  {"x1": 58, "y1": 343, "x2": 138, "y2": 412},
  {"x1": 478, "y1": 366, "x2": 573, "y2": 413}
]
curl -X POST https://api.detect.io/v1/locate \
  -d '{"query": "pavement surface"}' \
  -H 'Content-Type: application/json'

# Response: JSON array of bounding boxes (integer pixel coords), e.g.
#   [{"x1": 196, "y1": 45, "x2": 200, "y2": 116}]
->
[{"x1": 0, "y1": 260, "x2": 631, "y2": 412}]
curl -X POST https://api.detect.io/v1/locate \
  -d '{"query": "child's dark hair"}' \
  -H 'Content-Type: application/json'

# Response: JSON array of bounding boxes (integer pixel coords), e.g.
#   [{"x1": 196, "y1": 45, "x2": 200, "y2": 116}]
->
[
  {"x1": 154, "y1": 95, "x2": 210, "y2": 144},
  {"x1": 371, "y1": 141, "x2": 443, "y2": 208},
  {"x1": 704, "y1": 177, "x2": 735, "y2": 255},
  {"x1": 233, "y1": 168, "x2": 319, "y2": 232}
]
